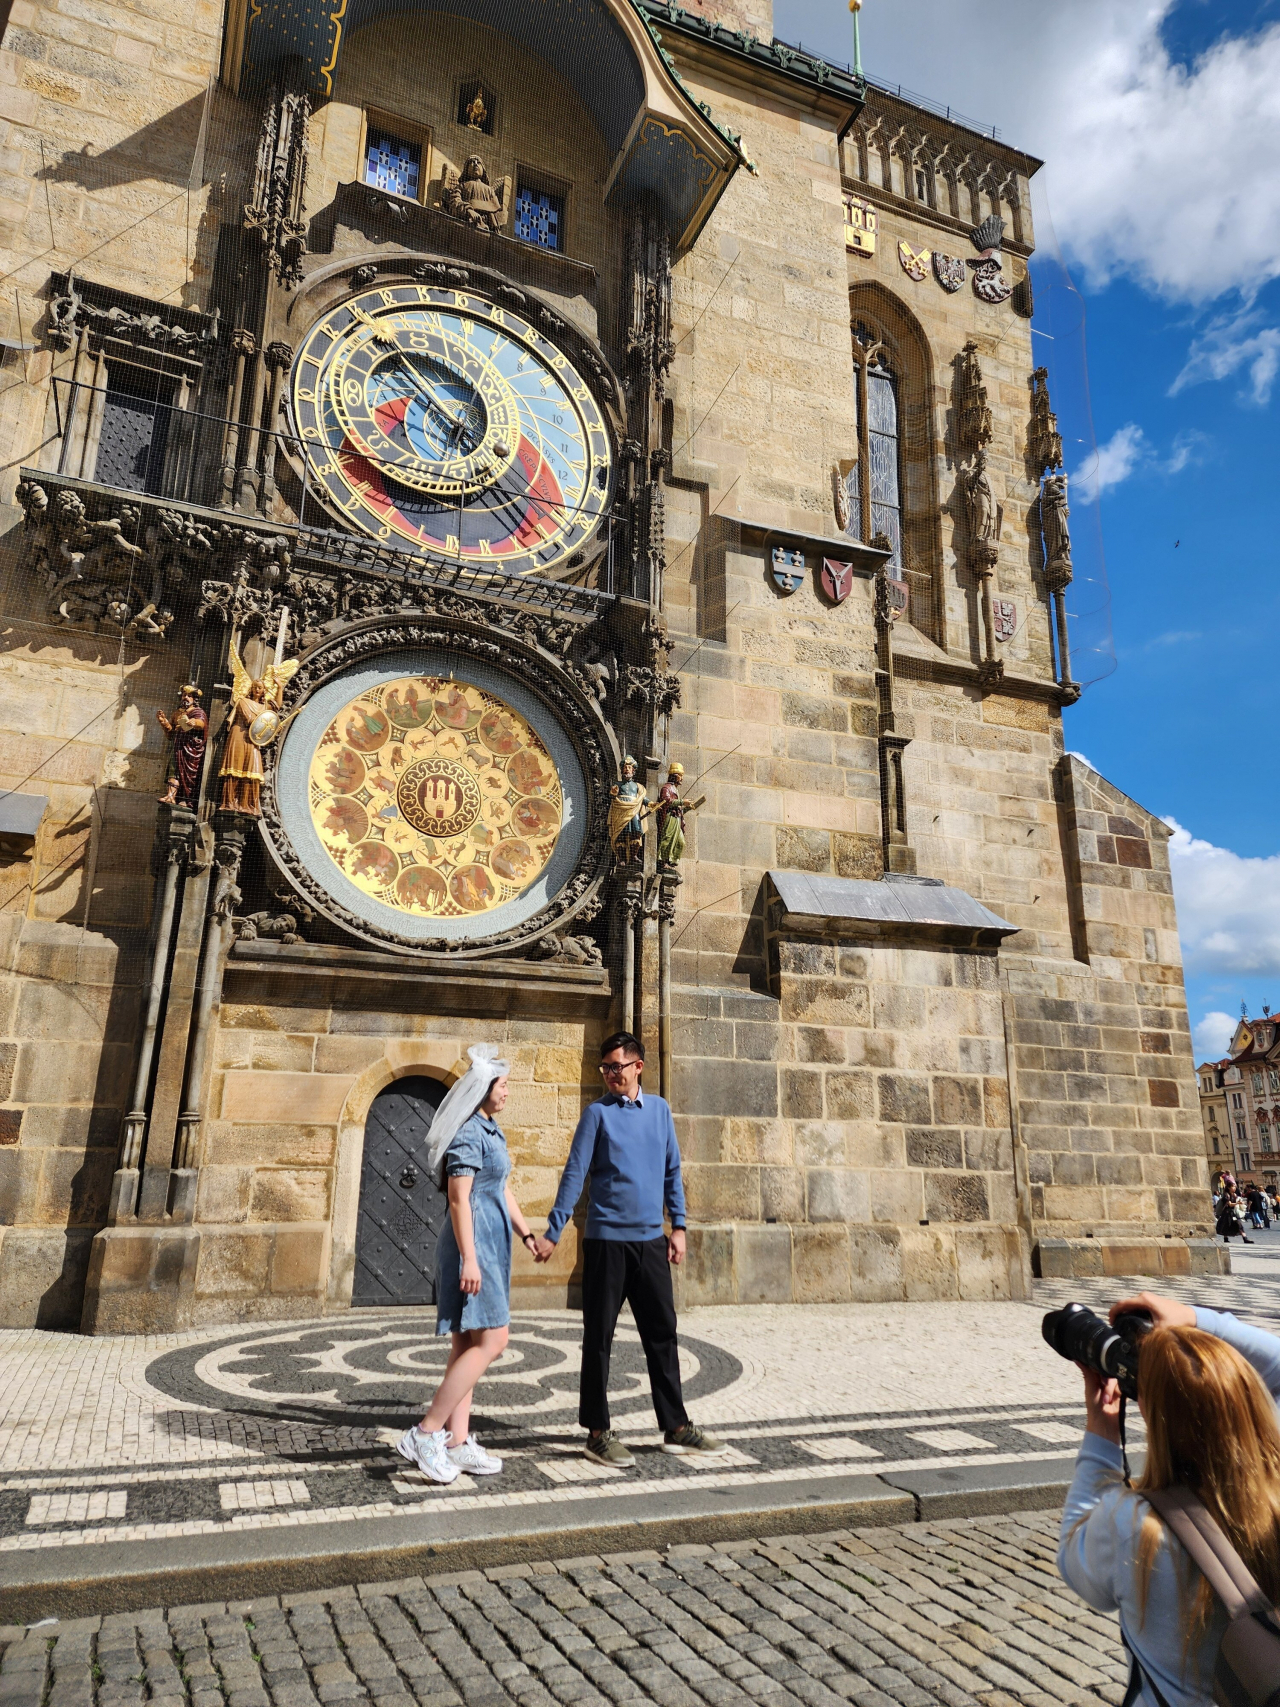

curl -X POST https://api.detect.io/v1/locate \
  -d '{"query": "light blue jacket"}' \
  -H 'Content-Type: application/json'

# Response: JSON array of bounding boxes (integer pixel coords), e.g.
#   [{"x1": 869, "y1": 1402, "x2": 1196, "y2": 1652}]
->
[{"x1": 1058, "y1": 1308, "x2": 1280, "y2": 1707}]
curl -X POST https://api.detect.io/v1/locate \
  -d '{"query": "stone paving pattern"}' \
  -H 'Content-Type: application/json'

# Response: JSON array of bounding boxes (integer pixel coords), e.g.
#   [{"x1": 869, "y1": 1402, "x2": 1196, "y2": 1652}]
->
[{"x1": 0, "y1": 1518, "x2": 1124, "y2": 1707}]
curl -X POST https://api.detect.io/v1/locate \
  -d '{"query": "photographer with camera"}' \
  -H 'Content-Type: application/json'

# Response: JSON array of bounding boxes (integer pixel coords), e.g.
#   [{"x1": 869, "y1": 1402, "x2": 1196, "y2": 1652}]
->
[{"x1": 1048, "y1": 1292, "x2": 1280, "y2": 1704}]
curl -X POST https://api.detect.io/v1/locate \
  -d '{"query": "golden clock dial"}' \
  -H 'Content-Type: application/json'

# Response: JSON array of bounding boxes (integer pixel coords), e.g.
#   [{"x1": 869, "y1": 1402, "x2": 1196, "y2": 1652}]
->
[
  {"x1": 291, "y1": 284, "x2": 614, "y2": 577},
  {"x1": 308, "y1": 675, "x2": 564, "y2": 919}
]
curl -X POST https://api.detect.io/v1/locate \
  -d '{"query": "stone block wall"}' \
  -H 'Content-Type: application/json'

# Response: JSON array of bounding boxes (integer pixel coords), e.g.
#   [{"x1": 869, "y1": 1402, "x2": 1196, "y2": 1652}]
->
[
  {"x1": 0, "y1": 627, "x2": 191, "y2": 1326},
  {"x1": 84, "y1": 979, "x2": 609, "y2": 1330},
  {"x1": 670, "y1": 929, "x2": 1029, "y2": 1304},
  {"x1": 1002, "y1": 756, "x2": 1213, "y2": 1259}
]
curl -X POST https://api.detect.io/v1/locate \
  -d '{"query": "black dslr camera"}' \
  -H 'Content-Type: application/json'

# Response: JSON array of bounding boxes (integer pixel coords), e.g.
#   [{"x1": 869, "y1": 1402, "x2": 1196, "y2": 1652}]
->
[{"x1": 1042, "y1": 1302, "x2": 1154, "y2": 1400}]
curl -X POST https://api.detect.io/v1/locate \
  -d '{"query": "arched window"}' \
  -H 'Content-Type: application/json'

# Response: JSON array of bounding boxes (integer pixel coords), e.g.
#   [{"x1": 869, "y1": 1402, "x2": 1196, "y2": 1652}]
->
[{"x1": 844, "y1": 324, "x2": 902, "y2": 568}]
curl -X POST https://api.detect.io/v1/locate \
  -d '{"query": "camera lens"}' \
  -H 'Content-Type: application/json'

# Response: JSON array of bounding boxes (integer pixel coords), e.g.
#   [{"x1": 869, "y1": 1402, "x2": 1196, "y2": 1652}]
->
[{"x1": 1041, "y1": 1301, "x2": 1148, "y2": 1399}]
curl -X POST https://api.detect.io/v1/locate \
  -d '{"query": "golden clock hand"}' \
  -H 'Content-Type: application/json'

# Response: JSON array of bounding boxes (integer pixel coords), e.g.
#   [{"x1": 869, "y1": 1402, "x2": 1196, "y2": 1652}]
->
[{"x1": 350, "y1": 303, "x2": 395, "y2": 347}]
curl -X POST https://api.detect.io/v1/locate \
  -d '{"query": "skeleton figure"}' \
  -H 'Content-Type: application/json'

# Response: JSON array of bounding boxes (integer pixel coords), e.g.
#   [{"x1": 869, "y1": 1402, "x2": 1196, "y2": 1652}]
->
[{"x1": 441, "y1": 155, "x2": 506, "y2": 232}]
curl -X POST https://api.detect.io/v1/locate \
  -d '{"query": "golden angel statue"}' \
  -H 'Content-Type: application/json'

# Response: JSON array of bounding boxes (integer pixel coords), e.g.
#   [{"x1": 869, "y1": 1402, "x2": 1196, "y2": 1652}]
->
[{"x1": 218, "y1": 640, "x2": 300, "y2": 816}]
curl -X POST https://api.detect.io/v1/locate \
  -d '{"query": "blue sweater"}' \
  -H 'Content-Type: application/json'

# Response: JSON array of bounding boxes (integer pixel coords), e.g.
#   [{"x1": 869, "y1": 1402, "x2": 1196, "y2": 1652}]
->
[
  {"x1": 1059, "y1": 1308, "x2": 1280, "y2": 1707},
  {"x1": 544, "y1": 1092, "x2": 686, "y2": 1243}
]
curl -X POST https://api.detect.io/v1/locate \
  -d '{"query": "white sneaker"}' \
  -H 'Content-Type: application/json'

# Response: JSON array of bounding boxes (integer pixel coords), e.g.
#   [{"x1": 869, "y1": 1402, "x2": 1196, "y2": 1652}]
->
[
  {"x1": 396, "y1": 1425, "x2": 460, "y2": 1484},
  {"x1": 448, "y1": 1433, "x2": 503, "y2": 1475}
]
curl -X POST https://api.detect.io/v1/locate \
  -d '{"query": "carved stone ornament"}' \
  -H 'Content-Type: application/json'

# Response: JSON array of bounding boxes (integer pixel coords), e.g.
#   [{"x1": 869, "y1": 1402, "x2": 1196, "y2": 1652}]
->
[
  {"x1": 15, "y1": 480, "x2": 177, "y2": 637},
  {"x1": 1040, "y1": 472, "x2": 1073, "y2": 592},
  {"x1": 963, "y1": 448, "x2": 999, "y2": 574},
  {"x1": 47, "y1": 271, "x2": 220, "y2": 355},
  {"x1": 971, "y1": 257, "x2": 1013, "y2": 305},
  {"x1": 932, "y1": 253, "x2": 965, "y2": 293},
  {"x1": 1029, "y1": 367, "x2": 1064, "y2": 479},
  {"x1": 993, "y1": 598, "x2": 1017, "y2": 642},
  {"x1": 968, "y1": 214, "x2": 1013, "y2": 305},
  {"x1": 258, "y1": 617, "x2": 614, "y2": 958},
  {"x1": 440, "y1": 155, "x2": 509, "y2": 232},
  {"x1": 898, "y1": 240, "x2": 930, "y2": 282},
  {"x1": 243, "y1": 83, "x2": 310, "y2": 289},
  {"x1": 954, "y1": 341, "x2": 993, "y2": 452}
]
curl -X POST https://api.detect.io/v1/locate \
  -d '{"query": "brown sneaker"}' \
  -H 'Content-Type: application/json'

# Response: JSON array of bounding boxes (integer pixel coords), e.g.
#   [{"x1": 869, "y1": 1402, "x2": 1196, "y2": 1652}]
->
[
  {"x1": 584, "y1": 1429, "x2": 635, "y2": 1467},
  {"x1": 662, "y1": 1422, "x2": 727, "y2": 1456}
]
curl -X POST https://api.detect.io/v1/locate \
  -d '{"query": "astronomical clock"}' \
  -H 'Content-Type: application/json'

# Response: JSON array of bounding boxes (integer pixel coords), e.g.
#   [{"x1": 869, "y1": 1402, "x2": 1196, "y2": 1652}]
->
[
  {"x1": 249, "y1": 274, "x2": 626, "y2": 957},
  {"x1": 291, "y1": 283, "x2": 614, "y2": 577}
]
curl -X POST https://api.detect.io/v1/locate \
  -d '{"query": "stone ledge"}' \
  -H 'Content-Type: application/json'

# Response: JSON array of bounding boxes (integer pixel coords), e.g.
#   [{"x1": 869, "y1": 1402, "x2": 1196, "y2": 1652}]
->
[
  {"x1": 766, "y1": 869, "x2": 1018, "y2": 956},
  {"x1": 1034, "y1": 1235, "x2": 1230, "y2": 1280}
]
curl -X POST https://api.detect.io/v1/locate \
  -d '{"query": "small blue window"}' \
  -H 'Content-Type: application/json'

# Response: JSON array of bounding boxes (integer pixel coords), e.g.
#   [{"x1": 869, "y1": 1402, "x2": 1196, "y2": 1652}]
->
[
  {"x1": 364, "y1": 128, "x2": 420, "y2": 200},
  {"x1": 514, "y1": 184, "x2": 563, "y2": 251}
]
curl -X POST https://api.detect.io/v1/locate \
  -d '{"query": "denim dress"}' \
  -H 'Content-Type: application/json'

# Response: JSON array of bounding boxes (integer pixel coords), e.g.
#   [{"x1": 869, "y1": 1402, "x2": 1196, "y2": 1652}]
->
[{"x1": 435, "y1": 1111, "x2": 513, "y2": 1335}]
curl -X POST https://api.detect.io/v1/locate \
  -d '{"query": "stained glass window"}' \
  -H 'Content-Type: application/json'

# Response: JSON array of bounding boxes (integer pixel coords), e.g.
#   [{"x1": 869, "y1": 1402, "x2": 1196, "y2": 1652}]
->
[
  {"x1": 845, "y1": 353, "x2": 902, "y2": 567},
  {"x1": 364, "y1": 128, "x2": 420, "y2": 200},
  {"x1": 514, "y1": 184, "x2": 563, "y2": 251}
]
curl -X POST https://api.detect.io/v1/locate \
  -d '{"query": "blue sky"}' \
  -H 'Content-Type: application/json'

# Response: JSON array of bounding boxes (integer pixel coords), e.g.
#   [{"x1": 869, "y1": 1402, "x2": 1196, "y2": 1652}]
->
[{"x1": 775, "y1": 0, "x2": 1280, "y2": 1059}]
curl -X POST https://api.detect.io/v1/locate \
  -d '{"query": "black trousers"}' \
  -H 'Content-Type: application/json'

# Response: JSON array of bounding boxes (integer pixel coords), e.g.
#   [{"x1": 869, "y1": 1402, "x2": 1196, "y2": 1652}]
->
[{"x1": 579, "y1": 1236, "x2": 688, "y2": 1433}]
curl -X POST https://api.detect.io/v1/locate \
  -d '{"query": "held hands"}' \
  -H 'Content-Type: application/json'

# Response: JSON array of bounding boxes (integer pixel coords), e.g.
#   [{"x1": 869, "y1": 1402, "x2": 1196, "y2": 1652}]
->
[
  {"x1": 460, "y1": 1257, "x2": 483, "y2": 1296},
  {"x1": 531, "y1": 1236, "x2": 556, "y2": 1264}
]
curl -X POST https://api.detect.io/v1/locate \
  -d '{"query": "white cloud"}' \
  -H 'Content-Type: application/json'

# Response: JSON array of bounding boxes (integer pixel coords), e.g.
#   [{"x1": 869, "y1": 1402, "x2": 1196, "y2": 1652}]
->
[
  {"x1": 1074, "y1": 424, "x2": 1148, "y2": 504},
  {"x1": 1072, "y1": 422, "x2": 1210, "y2": 503},
  {"x1": 1164, "y1": 817, "x2": 1280, "y2": 980},
  {"x1": 1065, "y1": 750, "x2": 1097, "y2": 771},
  {"x1": 781, "y1": 1, "x2": 1280, "y2": 303},
  {"x1": 1172, "y1": 307, "x2": 1280, "y2": 403},
  {"x1": 1193, "y1": 1011, "x2": 1236, "y2": 1061}
]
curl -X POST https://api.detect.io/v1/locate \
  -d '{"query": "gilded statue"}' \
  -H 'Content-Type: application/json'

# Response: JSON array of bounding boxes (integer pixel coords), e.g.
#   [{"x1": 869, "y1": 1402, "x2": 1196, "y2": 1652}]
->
[
  {"x1": 441, "y1": 155, "x2": 507, "y2": 232},
  {"x1": 608, "y1": 755, "x2": 649, "y2": 867},
  {"x1": 157, "y1": 686, "x2": 208, "y2": 808},
  {"x1": 218, "y1": 640, "x2": 300, "y2": 816},
  {"x1": 656, "y1": 762, "x2": 705, "y2": 871},
  {"x1": 464, "y1": 88, "x2": 487, "y2": 129}
]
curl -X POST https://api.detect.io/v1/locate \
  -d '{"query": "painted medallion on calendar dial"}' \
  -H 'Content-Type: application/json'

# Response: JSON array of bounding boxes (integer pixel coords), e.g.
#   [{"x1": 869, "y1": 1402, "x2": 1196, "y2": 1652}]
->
[
  {"x1": 290, "y1": 285, "x2": 613, "y2": 576},
  {"x1": 308, "y1": 676, "x2": 564, "y2": 920}
]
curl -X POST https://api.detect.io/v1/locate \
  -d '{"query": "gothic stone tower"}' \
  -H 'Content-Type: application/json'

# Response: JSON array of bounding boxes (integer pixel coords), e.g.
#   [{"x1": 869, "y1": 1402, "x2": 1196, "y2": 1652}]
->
[{"x1": 0, "y1": 0, "x2": 1218, "y2": 1328}]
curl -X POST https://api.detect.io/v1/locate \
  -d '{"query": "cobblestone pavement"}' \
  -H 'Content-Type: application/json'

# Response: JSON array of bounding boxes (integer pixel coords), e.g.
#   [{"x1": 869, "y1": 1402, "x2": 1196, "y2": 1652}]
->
[
  {"x1": 5, "y1": 1247, "x2": 1280, "y2": 1557},
  {"x1": 0, "y1": 1515, "x2": 1126, "y2": 1707}
]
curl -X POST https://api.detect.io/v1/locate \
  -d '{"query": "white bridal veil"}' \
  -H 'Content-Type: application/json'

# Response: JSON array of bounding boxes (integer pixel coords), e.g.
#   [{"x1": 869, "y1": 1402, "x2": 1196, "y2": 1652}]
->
[{"x1": 425, "y1": 1044, "x2": 510, "y2": 1185}]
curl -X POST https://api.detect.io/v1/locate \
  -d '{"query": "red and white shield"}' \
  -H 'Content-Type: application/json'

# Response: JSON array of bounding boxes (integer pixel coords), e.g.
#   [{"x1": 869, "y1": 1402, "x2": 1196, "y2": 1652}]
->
[
  {"x1": 993, "y1": 598, "x2": 1017, "y2": 640},
  {"x1": 821, "y1": 558, "x2": 854, "y2": 604}
]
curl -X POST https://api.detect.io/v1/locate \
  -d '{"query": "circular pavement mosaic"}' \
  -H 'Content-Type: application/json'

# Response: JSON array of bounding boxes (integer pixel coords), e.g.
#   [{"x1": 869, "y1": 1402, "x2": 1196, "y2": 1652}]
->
[{"x1": 145, "y1": 1312, "x2": 743, "y2": 1431}]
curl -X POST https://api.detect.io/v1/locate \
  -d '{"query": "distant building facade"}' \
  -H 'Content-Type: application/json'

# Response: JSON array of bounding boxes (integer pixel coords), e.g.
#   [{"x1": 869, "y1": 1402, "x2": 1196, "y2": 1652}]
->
[{"x1": 1199, "y1": 1017, "x2": 1280, "y2": 1189}]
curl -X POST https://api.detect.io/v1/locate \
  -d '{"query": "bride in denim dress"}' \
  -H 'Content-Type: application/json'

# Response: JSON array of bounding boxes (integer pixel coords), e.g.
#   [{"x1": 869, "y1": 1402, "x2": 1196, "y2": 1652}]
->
[{"x1": 396, "y1": 1045, "x2": 540, "y2": 1485}]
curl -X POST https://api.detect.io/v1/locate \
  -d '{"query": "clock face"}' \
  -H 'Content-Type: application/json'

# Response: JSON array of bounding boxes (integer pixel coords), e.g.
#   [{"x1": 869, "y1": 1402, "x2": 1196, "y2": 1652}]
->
[
  {"x1": 308, "y1": 674, "x2": 564, "y2": 921},
  {"x1": 291, "y1": 284, "x2": 614, "y2": 576}
]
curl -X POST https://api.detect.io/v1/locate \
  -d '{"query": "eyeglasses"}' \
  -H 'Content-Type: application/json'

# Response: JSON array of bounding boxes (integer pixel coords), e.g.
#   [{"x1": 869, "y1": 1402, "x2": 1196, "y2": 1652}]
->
[{"x1": 600, "y1": 1060, "x2": 641, "y2": 1076}]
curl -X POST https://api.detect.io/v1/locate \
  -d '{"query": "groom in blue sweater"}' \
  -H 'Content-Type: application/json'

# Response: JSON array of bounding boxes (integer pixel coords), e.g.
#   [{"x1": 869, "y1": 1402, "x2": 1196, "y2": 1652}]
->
[{"x1": 532, "y1": 1032, "x2": 725, "y2": 1466}]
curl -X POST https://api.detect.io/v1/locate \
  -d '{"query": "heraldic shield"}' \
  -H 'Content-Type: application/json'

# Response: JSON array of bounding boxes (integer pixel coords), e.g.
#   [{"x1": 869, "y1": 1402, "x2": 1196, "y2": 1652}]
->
[
  {"x1": 821, "y1": 558, "x2": 854, "y2": 604},
  {"x1": 933, "y1": 252, "x2": 965, "y2": 293}
]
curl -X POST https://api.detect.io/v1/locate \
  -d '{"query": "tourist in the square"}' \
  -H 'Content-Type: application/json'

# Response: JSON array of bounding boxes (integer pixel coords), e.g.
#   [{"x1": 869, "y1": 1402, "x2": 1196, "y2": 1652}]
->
[
  {"x1": 397, "y1": 1044, "x2": 540, "y2": 1484},
  {"x1": 1059, "y1": 1290, "x2": 1280, "y2": 1704},
  {"x1": 532, "y1": 1031, "x2": 726, "y2": 1466},
  {"x1": 1216, "y1": 1181, "x2": 1254, "y2": 1244}
]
